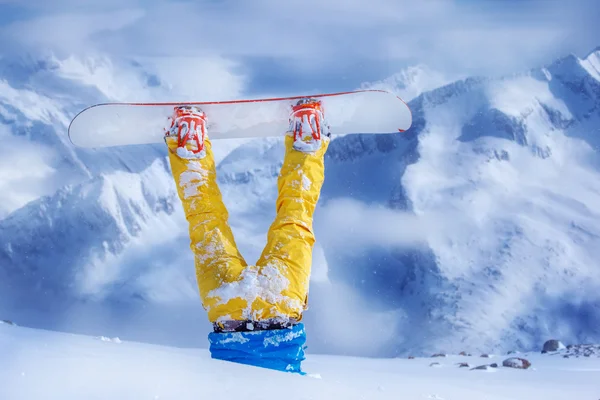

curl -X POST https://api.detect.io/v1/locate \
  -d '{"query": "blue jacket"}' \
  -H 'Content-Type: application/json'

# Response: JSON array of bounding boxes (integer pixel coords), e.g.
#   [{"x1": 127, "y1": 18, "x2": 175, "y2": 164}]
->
[{"x1": 208, "y1": 323, "x2": 306, "y2": 374}]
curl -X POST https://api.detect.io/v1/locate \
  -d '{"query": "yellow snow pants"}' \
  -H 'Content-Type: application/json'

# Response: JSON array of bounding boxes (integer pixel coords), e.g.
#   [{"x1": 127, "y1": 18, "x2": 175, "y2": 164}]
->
[{"x1": 166, "y1": 135, "x2": 328, "y2": 324}]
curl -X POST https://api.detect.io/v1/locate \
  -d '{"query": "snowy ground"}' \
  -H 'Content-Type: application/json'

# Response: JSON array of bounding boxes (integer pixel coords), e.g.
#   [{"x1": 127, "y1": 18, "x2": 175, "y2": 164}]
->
[{"x1": 1, "y1": 323, "x2": 598, "y2": 400}]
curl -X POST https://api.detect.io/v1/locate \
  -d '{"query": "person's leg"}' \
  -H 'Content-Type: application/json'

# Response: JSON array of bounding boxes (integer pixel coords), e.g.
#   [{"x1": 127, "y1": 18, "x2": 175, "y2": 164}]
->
[
  {"x1": 165, "y1": 106, "x2": 248, "y2": 324},
  {"x1": 253, "y1": 135, "x2": 329, "y2": 321},
  {"x1": 253, "y1": 99, "x2": 330, "y2": 321}
]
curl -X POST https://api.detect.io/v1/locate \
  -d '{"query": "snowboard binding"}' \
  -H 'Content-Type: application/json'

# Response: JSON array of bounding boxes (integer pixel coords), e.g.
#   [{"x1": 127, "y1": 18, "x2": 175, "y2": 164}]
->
[
  {"x1": 165, "y1": 105, "x2": 208, "y2": 159},
  {"x1": 289, "y1": 98, "x2": 330, "y2": 153}
]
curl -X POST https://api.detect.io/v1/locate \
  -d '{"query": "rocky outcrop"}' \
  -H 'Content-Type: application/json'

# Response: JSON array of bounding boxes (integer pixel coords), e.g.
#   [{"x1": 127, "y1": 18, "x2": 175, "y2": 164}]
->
[{"x1": 542, "y1": 340, "x2": 566, "y2": 353}]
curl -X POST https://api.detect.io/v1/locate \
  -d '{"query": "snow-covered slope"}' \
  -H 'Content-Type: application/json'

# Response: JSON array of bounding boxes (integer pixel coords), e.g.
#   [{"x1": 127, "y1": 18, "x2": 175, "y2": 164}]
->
[
  {"x1": 1, "y1": 49, "x2": 600, "y2": 357},
  {"x1": 2, "y1": 323, "x2": 599, "y2": 400},
  {"x1": 395, "y1": 49, "x2": 600, "y2": 353}
]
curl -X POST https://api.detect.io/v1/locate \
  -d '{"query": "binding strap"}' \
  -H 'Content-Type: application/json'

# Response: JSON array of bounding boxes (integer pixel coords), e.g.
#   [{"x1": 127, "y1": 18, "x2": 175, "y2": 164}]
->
[{"x1": 213, "y1": 318, "x2": 298, "y2": 333}]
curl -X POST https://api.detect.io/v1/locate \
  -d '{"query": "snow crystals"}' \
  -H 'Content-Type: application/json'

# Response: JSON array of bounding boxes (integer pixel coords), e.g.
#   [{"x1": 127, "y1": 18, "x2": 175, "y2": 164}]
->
[
  {"x1": 300, "y1": 172, "x2": 312, "y2": 191},
  {"x1": 216, "y1": 332, "x2": 250, "y2": 345},
  {"x1": 176, "y1": 146, "x2": 207, "y2": 160},
  {"x1": 262, "y1": 328, "x2": 304, "y2": 348},
  {"x1": 206, "y1": 262, "x2": 301, "y2": 320},
  {"x1": 97, "y1": 336, "x2": 122, "y2": 344},
  {"x1": 179, "y1": 161, "x2": 208, "y2": 199}
]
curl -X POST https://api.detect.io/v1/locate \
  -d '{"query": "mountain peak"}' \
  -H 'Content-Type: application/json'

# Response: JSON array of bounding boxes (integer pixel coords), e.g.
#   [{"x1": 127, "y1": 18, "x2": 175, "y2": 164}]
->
[
  {"x1": 360, "y1": 64, "x2": 456, "y2": 102},
  {"x1": 584, "y1": 45, "x2": 600, "y2": 60}
]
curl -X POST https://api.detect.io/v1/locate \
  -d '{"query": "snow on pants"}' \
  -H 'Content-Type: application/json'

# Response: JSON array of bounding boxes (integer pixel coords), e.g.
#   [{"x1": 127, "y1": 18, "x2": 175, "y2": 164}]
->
[{"x1": 166, "y1": 135, "x2": 329, "y2": 324}]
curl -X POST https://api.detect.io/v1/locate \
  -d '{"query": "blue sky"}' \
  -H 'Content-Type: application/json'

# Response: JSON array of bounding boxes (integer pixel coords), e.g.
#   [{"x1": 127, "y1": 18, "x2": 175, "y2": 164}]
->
[{"x1": 0, "y1": 0, "x2": 597, "y2": 96}]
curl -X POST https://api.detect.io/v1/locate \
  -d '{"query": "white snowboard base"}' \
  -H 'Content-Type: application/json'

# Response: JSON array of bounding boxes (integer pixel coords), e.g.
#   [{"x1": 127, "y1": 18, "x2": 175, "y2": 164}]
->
[{"x1": 68, "y1": 90, "x2": 412, "y2": 148}]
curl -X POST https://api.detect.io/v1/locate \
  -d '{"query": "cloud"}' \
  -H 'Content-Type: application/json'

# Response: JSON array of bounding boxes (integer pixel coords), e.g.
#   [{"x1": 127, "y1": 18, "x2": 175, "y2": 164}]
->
[
  {"x1": 55, "y1": 54, "x2": 246, "y2": 102},
  {"x1": 0, "y1": 124, "x2": 57, "y2": 217},
  {"x1": 318, "y1": 198, "x2": 425, "y2": 248},
  {"x1": 316, "y1": 197, "x2": 463, "y2": 249},
  {"x1": 0, "y1": 9, "x2": 144, "y2": 55},
  {"x1": 0, "y1": 0, "x2": 597, "y2": 95},
  {"x1": 305, "y1": 281, "x2": 405, "y2": 356}
]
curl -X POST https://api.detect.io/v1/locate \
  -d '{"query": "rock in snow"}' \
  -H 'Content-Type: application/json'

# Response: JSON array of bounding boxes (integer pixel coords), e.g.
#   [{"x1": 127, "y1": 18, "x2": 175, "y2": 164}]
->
[
  {"x1": 542, "y1": 340, "x2": 566, "y2": 353},
  {"x1": 547, "y1": 344, "x2": 600, "y2": 358},
  {"x1": 502, "y1": 358, "x2": 532, "y2": 369},
  {"x1": 471, "y1": 364, "x2": 498, "y2": 371}
]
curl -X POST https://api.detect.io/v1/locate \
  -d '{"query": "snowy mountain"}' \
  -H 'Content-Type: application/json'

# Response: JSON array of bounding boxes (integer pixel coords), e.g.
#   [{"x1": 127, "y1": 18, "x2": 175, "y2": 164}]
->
[
  {"x1": 0, "y1": 54, "x2": 213, "y2": 344},
  {"x1": 1, "y1": 48, "x2": 599, "y2": 356},
  {"x1": 216, "y1": 47, "x2": 600, "y2": 355},
  {"x1": 360, "y1": 64, "x2": 455, "y2": 102}
]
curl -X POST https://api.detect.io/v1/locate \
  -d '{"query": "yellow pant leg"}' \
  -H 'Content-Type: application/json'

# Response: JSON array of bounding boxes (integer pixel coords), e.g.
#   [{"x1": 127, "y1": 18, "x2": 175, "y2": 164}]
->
[
  {"x1": 166, "y1": 136, "x2": 248, "y2": 323},
  {"x1": 253, "y1": 135, "x2": 329, "y2": 321}
]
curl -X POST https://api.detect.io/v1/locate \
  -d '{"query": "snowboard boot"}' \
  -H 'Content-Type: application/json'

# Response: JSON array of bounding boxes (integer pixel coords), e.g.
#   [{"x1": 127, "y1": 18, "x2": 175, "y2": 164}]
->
[
  {"x1": 288, "y1": 98, "x2": 330, "y2": 153},
  {"x1": 165, "y1": 105, "x2": 208, "y2": 159}
]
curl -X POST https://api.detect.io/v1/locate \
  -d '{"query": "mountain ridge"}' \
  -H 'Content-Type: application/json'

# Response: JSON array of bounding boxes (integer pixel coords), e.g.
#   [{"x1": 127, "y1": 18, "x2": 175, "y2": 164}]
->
[{"x1": 0, "y1": 47, "x2": 599, "y2": 355}]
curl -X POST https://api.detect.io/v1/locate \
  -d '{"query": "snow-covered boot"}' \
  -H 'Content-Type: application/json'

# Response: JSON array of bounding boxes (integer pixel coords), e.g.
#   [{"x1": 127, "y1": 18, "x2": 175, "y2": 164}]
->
[
  {"x1": 165, "y1": 105, "x2": 207, "y2": 159},
  {"x1": 288, "y1": 98, "x2": 330, "y2": 153}
]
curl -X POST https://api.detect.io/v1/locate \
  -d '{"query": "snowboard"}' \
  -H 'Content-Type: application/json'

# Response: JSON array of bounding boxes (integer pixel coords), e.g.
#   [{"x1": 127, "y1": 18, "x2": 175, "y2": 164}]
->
[{"x1": 68, "y1": 90, "x2": 412, "y2": 148}]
